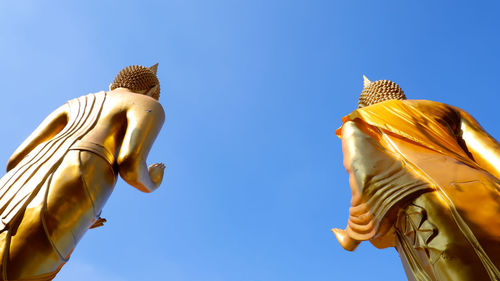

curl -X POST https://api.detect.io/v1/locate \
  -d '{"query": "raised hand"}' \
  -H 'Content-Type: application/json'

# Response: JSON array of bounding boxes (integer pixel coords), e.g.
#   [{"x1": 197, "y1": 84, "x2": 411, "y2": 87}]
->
[{"x1": 148, "y1": 163, "x2": 165, "y2": 189}]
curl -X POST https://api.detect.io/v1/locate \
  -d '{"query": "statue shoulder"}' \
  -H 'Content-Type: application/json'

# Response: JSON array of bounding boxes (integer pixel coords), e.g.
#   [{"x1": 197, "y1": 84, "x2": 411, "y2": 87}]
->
[
  {"x1": 403, "y1": 99, "x2": 458, "y2": 116},
  {"x1": 403, "y1": 99, "x2": 463, "y2": 131},
  {"x1": 403, "y1": 99, "x2": 453, "y2": 108},
  {"x1": 106, "y1": 91, "x2": 164, "y2": 121},
  {"x1": 132, "y1": 94, "x2": 165, "y2": 118},
  {"x1": 71, "y1": 91, "x2": 107, "y2": 100}
]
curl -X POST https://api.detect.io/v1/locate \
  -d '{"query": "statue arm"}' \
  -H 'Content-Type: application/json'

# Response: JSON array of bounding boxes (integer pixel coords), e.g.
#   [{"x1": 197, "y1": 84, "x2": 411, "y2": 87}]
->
[
  {"x1": 333, "y1": 120, "x2": 371, "y2": 251},
  {"x1": 455, "y1": 107, "x2": 500, "y2": 179},
  {"x1": 117, "y1": 100, "x2": 165, "y2": 193},
  {"x1": 334, "y1": 120, "x2": 430, "y2": 250},
  {"x1": 6, "y1": 104, "x2": 68, "y2": 171}
]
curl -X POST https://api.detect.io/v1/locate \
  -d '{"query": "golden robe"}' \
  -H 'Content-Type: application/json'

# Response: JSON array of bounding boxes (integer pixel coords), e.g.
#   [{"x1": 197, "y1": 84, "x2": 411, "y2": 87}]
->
[
  {"x1": 0, "y1": 93, "x2": 114, "y2": 280},
  {"x1": 336, "y1": 100, "x2": 500, "y2": 281}
]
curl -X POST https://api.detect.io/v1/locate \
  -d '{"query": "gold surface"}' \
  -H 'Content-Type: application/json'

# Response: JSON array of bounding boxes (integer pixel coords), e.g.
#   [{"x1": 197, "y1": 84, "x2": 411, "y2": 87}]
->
[
  {"x1": 333, "y1": 99, "x2": 500, "y2": 280},
  {"x1": 0, "y1": 85, "x2": 165, "y2": 280}
]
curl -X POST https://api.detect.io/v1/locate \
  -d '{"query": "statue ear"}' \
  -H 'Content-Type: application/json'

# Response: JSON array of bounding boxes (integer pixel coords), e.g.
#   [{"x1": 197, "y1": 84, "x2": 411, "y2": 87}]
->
[
  {"x1": 109, "y1": 83, "x2": 113, "y2": 91},
  {"x1": 145, "y1": 85, "x2": 159, "y2": 98}
]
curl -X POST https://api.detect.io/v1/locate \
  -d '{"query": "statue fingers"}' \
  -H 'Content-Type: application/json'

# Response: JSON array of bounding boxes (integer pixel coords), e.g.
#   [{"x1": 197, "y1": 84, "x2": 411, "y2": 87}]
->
[
  {"x1": 331, "y1": 228, "x2": 361, "y2": 251},
  {"x1": 150, "y1": 163, "x2": 166, "y2": 169}
]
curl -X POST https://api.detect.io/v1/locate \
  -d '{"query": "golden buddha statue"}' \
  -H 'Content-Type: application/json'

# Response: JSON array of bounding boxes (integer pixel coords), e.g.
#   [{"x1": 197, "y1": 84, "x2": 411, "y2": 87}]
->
[
  {"x1": 332, "y1": 76, "x2": 500, "y2": 281},
  {"x1": 0, "y1": 64, "x2": 165, "y2": 280}
]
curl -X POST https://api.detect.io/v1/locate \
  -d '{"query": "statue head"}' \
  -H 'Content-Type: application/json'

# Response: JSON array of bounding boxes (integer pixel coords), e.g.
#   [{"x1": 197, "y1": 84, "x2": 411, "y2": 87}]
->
[
  {"x1": 358, "y1": 75, "x2": 406, "y2": 108},
  {"x1": 110, "y1": 64, "x2": 161, "y2": 100}
]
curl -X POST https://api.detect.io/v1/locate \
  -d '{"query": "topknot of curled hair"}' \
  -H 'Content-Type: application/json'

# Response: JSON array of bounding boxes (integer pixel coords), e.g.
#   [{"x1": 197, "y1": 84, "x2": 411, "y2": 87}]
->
[
  {"x1": 110, "y1": 65, "x2": 160, "y2": 99},
  {"x1": 358, "y1": 79, "x2": 406, "y2": 108}
]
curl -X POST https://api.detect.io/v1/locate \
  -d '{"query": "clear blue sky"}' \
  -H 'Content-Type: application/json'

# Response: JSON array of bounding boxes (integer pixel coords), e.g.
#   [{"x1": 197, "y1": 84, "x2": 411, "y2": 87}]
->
[{"x1": 0, "y1": 1, "x2": 499, "y2": 280}]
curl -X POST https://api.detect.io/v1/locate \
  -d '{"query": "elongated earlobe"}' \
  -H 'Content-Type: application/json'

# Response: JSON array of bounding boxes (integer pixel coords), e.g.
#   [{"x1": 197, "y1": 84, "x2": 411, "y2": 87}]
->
[{"x1": 145, "y1": 85, "x2": 160, "y2": 99}]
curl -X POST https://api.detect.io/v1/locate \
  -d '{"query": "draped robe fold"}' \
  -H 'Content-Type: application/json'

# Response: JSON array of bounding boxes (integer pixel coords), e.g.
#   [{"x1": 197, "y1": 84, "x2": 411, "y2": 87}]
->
[
  {"x1": 0, "y1": 93, "x2": 106, "y2": 280},
  {"x1": 337, "y1": 99, "x2": 500, "y2": 280}
]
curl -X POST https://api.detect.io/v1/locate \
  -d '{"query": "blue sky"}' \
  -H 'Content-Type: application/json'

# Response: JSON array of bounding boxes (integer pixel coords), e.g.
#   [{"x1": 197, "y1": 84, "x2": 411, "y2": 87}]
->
[{"x1": 0, "y1": 1, "x2": 499, "y2": 280}]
